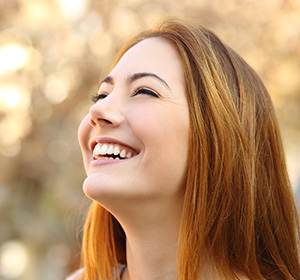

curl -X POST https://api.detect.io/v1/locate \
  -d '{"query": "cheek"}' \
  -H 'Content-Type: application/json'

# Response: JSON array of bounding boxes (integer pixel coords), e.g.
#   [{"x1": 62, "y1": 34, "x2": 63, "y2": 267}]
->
[
  {"x1": 78, "y1": 114, "x2": 93, "y2": 172},
  {"x1": 127, "y1": 106, "x2": 190, "y2": 193},
  {"x1": 78, "y1": 114, "x2": 91, "y2": 148},
  {"x1": 156, "y1": 115, "x2": 190, "y2": 182},
  {"x1": 128, "y1": 104, "x2": 190, "y2": 154}
]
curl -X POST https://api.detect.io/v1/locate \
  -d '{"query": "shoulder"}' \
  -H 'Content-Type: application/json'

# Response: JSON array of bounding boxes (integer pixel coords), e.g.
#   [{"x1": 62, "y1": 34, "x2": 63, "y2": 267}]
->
[{"x1": 65, "y1": 268, "x2": 84, "y2": 280}]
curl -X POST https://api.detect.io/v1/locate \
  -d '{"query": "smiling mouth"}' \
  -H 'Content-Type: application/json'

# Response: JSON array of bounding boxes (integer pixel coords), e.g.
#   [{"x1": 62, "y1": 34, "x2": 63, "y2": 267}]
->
[{"x1": 93, "y1": 143, "x2": 137, "y2": 160}]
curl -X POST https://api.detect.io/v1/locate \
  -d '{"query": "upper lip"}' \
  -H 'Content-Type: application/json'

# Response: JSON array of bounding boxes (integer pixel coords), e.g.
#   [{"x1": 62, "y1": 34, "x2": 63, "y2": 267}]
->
[{"x1": 89, "y1": 136, "x2": 140, "y2": 155}]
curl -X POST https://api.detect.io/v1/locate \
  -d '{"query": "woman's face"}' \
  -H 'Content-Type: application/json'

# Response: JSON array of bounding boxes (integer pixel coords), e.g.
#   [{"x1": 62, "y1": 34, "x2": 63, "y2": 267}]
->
[{"x1": 78, "y1": 38, "x2": 190, "y2": 212}]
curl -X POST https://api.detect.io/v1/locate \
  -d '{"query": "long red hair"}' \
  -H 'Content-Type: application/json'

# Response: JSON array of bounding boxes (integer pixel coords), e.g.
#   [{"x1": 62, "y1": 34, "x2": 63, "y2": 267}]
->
[{"x1": 80, "y1": 19, "x2": 300, "y2": 279}]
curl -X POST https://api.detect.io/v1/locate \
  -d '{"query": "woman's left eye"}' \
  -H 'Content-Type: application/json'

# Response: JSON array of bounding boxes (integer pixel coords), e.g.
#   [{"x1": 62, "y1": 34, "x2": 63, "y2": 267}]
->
[{"x1": 132, "y1": 87, "x2": 159, "y2": 98}]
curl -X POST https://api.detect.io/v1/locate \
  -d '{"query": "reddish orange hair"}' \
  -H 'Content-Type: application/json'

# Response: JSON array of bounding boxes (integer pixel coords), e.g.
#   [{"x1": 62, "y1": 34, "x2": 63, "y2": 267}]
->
[{"x1": 80, "y1": 19, "x2": 300, "y2": 279}]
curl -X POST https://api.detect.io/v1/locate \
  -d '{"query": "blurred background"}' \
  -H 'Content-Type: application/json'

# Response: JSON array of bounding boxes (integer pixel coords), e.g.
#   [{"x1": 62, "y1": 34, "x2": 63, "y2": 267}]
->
[{"x1": 0, "y1": 0, "x2": 299, "y2": 279}]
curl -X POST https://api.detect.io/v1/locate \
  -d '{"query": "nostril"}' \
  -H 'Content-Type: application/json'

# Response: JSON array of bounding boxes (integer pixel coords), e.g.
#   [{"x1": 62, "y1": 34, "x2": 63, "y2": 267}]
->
[
  {"x1": 103, "y1": 119, "x2": 113, "y2": 125},
  {"x1": 90, "y1": 118, "x2": 97, "y2": 127},
  {"x1": 90, "y1": 117, "x2": 113, "y2": 127}
]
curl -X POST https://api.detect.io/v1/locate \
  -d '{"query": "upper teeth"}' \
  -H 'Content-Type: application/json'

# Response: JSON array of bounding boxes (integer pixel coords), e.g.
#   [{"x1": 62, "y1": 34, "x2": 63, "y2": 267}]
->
[{"x1": 93, "y1": 143, "x2": 133, "y2": 159}]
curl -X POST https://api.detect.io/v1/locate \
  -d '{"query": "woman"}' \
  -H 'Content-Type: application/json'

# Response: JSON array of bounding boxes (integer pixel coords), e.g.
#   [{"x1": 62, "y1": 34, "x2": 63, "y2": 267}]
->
[{"x1": 70, "y1": 19, "x2": 300, "y2": 280}]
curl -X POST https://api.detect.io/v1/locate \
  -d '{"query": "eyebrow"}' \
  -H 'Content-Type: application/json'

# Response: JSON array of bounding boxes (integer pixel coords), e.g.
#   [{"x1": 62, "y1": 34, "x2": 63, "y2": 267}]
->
[{"x1": 100, "y1": 72, "x2": 170, "y2": 90}]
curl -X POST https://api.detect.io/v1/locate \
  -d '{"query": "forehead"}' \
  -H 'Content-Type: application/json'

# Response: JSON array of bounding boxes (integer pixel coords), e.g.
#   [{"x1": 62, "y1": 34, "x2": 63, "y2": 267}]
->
[{"x1": 109, "y1": 38, "x2": 184, "y2": 86}]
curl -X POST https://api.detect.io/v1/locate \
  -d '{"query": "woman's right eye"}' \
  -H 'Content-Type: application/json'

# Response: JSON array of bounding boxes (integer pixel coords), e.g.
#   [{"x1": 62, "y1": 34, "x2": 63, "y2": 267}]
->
[{"x1": 91, "y1": 93, "x2": 108, "y2": 103}]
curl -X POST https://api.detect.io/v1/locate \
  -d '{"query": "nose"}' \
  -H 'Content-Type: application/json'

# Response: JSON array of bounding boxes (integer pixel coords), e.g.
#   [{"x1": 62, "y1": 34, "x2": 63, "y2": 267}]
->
[{"x1": 89, "y1": 95, "x2": 125, "y2": 128}]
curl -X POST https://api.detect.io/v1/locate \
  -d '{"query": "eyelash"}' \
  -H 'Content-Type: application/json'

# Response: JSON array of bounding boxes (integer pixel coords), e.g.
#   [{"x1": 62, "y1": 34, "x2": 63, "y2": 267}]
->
[
  {"x1": 91, "y1": 87, "x2": 159, "y2": 102},
  {"x1": 91, "y1": 92, "x2": 107, "y2": 102},
  {"x1": 133, "y1": 87, "x2": 159, "y2": 98}
]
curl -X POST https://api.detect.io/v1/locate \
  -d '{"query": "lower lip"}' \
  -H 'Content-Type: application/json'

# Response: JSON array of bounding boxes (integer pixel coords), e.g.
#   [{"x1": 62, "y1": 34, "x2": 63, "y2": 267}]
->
[{"x1": 90, "y1": 157, "x2": 129, "y2": 167}]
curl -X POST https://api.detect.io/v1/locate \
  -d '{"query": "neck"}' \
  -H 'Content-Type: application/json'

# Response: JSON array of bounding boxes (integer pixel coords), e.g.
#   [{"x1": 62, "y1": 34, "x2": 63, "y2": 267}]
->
[{"x1": 117, "y1": 198, "x2": 183, "y2": 280}]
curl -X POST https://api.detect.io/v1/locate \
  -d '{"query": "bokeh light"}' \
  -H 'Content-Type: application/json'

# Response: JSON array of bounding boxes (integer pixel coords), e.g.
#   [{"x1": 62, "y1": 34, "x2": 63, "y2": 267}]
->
[
  {"x1": 57, "y1": 0, "x2": 89, "y2": 20},
  {"x1": 0, "y1": 85, "x2": 31, "y2": 111},
  {"x1": 0, "y1": 45, "x2": 28, "y2": 74},
  {"x1": 43, "y1": 75, "x2": 70, "y2": 104},
  {"x1": 0, "y1": 240, "x2": 29, "y2": 279}
]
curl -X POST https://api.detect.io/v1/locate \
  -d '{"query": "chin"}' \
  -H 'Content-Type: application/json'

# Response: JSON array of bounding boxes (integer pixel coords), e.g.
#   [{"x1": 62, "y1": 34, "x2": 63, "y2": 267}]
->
[
  {"x1": 83, "y1": 173, "x2": 115, "y2": 200},
  {"x1": 82, "y1": 174, "x2": 133, "y2": 213}
]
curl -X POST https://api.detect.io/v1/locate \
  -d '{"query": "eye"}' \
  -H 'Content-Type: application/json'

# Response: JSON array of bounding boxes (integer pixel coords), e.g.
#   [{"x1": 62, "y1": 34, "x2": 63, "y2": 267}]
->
[
  {"x1": 91, "y1": 92, "x2": 108, "y2": 103},
  {"x1": 132, "y1": 87, "x2": 159, "y2": 98}
]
